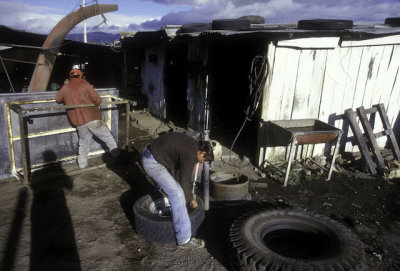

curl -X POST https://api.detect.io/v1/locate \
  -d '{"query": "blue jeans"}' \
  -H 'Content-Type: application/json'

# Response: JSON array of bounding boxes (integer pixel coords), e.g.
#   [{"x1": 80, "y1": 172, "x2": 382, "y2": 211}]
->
[
  {"x1": 76, "y1": 120, "x2": 119, "y2": 168},
  {"x1": 141, "y1": 147, "x2": 191, "y2": 245}
]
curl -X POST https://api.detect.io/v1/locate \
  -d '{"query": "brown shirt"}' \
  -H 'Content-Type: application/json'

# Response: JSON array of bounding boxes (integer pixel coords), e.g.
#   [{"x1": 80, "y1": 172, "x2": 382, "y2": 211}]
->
[
  {"x1": 55, "y1": 77, "x2": 102, "y2": 126},
  {"x1": 150, "y1": 132, "x2": 198, "y2": 202}
]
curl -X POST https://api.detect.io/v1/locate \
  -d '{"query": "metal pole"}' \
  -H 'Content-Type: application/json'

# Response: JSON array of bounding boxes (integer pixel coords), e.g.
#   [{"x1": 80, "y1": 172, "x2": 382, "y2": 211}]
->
[
  {"x1": 125, "y1": 102, "x2": 130, "y2": 149},
  {"x1": 203, "y1": 130, "x2": 210, "y2": 210},
  {"x1": 327, "y1": 133, "x2": 342, "y2": 181},
  {"x1": 284, "y1": 138, "x2": 297, "y2": 187},
  {"x1": 83, "y1": 0, "x2": 87, "y2": 43},
  {"x1": 17, "y1": 108, "x2": 29, "y2": 185}
]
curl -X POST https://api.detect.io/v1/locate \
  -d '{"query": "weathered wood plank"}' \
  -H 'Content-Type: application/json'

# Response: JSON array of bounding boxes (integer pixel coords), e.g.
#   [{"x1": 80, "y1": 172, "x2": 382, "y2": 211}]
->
[
  {"x1": 343, "y1": 47, "x2": 363, "y2": 153},
  {"x1": 292, "y1": 49, "x2": 328, "y2": 157},
  {"x1": 357, "y1": 106, "x2": 385, "y2": 169},
  {"x1": 375, "y1": 103, "x2": 400, "y2": 160},
  {"x1": 370, "y1": 45, "x2": 397, "y2": 146},
  {"x1": 317, "y1": 47, "x2": 349, "y2": 156},
  {"x1": 277, "y1": 37, "x2": 339, "y2": 49},
  {"x1": 258, "y1": 42, "x2": 276, "y2": 165},
  {"x1": 346, "y1": 109, "x2": 377, "y2": 174},
  {"x1": 361, "y1": 46, "x2": 384, "y2": 109},
  {"x1": 381, "y1": 45, "x2": 400, "y2": 132},
  {"x1": 264, "y1": 47, "x2": 301, "y2": 160},
  {"x1": 341, "y1": 34, "x2": 400, "y2": 47}
]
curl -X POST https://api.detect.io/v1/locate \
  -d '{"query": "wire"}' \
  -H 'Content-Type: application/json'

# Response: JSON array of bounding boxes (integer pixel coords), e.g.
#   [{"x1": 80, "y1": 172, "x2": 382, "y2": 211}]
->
[{"x1": 224, "y1": 55, "x2": 269, "y2": 169}]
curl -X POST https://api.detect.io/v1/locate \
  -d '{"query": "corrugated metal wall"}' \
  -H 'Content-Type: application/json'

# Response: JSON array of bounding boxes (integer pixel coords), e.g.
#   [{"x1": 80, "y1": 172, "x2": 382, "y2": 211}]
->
[{"x1": 258, "y1": 35, "x2": 400, "y2": 164}]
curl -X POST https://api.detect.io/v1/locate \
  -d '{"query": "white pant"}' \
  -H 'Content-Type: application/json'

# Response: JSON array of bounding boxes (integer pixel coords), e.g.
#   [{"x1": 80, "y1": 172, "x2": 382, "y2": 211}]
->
[{"x1": 76, "y1": 120, "x2": 119, "y2": 168}]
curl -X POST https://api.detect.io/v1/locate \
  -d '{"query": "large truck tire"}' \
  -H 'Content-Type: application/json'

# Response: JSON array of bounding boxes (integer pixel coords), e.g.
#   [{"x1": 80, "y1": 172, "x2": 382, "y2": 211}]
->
[
  {"x1": 177, "y1": 23, "x2": 211, "y2": 33},
  {"x1": 297, "y1": 19, "x2": 354, "y2": 30},
  {"x1": 229, "y1": 209, "x2": 365, "y2": 271},
  {"x1": 133, "y1": 193, "x2": 205, "y2": 243},
  {"x1": 238, "y1": 15, "x2": 265, "y2": 24},
  {"x1": 385, "y1": 17, "x2": 400, "y2": 27},
  {"x1": 212, "y1": 19, "x2": 251, "y2": 30}
]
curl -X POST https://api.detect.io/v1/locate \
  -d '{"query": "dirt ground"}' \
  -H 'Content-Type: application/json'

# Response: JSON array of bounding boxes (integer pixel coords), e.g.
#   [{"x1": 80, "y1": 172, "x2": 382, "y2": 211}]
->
[{"x1": 1, "y1": 110, "x2": 400, "y2": 271}]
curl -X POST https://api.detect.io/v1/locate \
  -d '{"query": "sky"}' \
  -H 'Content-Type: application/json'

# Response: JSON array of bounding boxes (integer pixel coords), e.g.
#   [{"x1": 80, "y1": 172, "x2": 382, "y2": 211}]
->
[{"x1": 0, "y1": 0, "x2": 400, "y2": 35}]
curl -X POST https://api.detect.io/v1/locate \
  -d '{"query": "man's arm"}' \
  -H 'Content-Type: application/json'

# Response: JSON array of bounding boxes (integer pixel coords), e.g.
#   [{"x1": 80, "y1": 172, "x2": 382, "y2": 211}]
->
[
  {"x1": 87, "y1": 84, "x2": 102, "y2": 105},
  {"x1": 180, "y1": 157, "x2": 198, "y2": 204},
  {"x1": 55, "y1": 88, "x2": 65, "y2": 104}
]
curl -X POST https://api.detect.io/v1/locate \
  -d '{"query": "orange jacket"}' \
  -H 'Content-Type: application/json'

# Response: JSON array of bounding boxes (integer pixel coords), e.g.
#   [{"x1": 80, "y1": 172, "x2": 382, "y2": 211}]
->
[{"x1": 55, "y1": 77, "x2": 102, "y2": 127}]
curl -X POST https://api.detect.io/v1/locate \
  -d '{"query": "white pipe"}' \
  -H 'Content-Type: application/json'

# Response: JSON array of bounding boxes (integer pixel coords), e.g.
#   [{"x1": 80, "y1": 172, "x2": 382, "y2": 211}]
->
[{"x1": 83, "y1": 0, "x2": 87, "y2": 43}]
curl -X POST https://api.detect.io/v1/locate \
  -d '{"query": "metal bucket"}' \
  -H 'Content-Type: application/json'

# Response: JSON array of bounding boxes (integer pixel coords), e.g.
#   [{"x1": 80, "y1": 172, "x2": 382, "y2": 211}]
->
[{"x1": 210, "y1": 171, "x2": 249, "y2": 201}]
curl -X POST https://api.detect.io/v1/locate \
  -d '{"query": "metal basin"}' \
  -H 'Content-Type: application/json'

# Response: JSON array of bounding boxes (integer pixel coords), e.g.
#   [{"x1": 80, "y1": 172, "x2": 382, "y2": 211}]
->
[{"x1": 268, "y1": 119, "x2": 342, "y2": 146}]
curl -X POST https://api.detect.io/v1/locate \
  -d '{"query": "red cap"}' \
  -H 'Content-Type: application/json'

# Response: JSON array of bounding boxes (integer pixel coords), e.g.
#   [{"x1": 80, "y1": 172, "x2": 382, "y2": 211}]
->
[{"x1": 69, "y1": 69, "x2": 83, "y2": 77}]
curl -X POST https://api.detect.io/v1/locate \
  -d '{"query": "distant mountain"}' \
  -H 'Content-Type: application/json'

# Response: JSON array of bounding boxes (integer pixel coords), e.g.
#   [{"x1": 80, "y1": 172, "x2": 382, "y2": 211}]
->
[{"x1": 65, "y1": 31, "x2": 120, "y2": 44}]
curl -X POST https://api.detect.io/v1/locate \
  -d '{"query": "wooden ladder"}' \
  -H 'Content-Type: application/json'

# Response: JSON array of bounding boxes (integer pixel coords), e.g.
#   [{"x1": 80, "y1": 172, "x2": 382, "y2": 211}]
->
[{"x1": 345, "y1": 103, "x2": 400, "y2": 174}]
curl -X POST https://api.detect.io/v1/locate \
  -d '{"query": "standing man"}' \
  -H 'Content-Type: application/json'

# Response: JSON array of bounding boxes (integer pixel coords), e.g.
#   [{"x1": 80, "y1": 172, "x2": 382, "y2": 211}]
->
[
  {"x1": 141, "y1": 132, "x2": 214, "y2": 249},
  {"x1": 55, "y1": 69, "x2": 120, "y2": 168}
]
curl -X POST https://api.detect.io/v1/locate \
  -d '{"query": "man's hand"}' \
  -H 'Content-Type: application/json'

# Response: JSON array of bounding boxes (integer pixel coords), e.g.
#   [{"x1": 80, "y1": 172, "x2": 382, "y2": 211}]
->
[{"x1": 190, "y1": 198, "x2": 198, "y2": 209}]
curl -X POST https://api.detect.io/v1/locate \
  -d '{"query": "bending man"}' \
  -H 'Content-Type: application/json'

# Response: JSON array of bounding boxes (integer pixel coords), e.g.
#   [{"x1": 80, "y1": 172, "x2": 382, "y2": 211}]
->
[{"x1": 141, "y1": 132, "x2": 214, "y2": 249}]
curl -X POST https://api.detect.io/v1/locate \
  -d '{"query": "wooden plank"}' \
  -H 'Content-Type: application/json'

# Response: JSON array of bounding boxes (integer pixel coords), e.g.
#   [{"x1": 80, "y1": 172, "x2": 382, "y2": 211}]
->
[
  {"x1": 361, "y1": 46, "x2": 384, "y2": 109},
  {"x1": 258, "y1": 42, "x2": 276, "y2": 163},
  {"x1": 306, "y1": 49, "x2": 329, "y2": 157},
  {"x1": 291, "y1": 50, "x2": 317, "y2": 119},
  {"x1": 369, "y1": 46, "x2": 394, "y2": 146},
  {"x1": 260, "y1": 43, "x2": 278, "y2": 122},
  {"x1": 277, "y1": 37, "x2": 339, "y2": 49},
  {"x1": 341, "y1": 34, "x2": 400, "y2": 47},
  {"x1": 387, "y1": 63, "x2": 400, "y2": 140},
  {"x1": 353, "y1": 47, "x2": 371, "y2": 108},
  {"x1": 376, "y1": 46, "x2": 398, "y2": 106},
  {"x1": 331, "y1": 47, "x2": 357, "y2": 155},
  {"x1": 381, "y1": 45, "x2": 400, "y2": 133},
  {"x1": 357, "y1": 106, "x2": 385, "y2": 170},
  {"x1": 291, "y1": 49, "x2": 327, "y2": 158},
  {"x1": 266, "y1": 47, "x2": 301, "y2": 159},
  {"x1": 375, "y1": 103, "x2": 400, "y2": 160},
  {"x1": 292, "y1": 49, "x2": 311, "y2": 159},
  {"x1": 342, "y1": 47, "x2": 363, "y2": 153},
  {"x1": 350, "y1": 46, "x2": 377, "y2": 154},
  {"x1": 345, "y1": 109, "x2": 377, "y2": 174},
  {"x1": 292, "y1": 49, "x2": 328, "y2": 119},
  {"x1": 317, "y1": 47, "x2": 349, "y2": 156},
  {"x1": 387, "y1": 68, "x2": 400, "y2": 142},
  {"x1": 278, "y1": 48, "x2": 301, "y2": 120}
]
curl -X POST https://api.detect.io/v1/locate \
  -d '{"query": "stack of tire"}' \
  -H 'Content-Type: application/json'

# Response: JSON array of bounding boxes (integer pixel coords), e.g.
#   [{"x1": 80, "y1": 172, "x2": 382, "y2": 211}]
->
[{"x1": 177, "y1": 15, "x2": 265, "y2": 34}]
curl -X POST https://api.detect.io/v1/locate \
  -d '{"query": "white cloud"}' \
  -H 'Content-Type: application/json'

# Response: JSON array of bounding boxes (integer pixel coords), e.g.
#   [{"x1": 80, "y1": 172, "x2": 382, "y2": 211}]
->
[{"x1": 139, "y1": 0, "x2": 400, "y2": 29}]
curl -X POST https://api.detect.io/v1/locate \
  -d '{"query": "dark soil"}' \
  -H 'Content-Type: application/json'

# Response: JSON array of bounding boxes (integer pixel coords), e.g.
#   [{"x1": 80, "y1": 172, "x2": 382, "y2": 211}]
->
[{"x1": 1, "y1": 111, "x2": 400, "y2": 270}]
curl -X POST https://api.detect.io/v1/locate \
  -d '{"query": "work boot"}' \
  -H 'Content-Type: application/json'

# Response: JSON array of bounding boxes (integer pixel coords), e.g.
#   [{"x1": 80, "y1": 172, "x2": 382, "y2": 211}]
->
[{"x1": 178, "y1": 237, "x2": 205, "y2": 249}]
